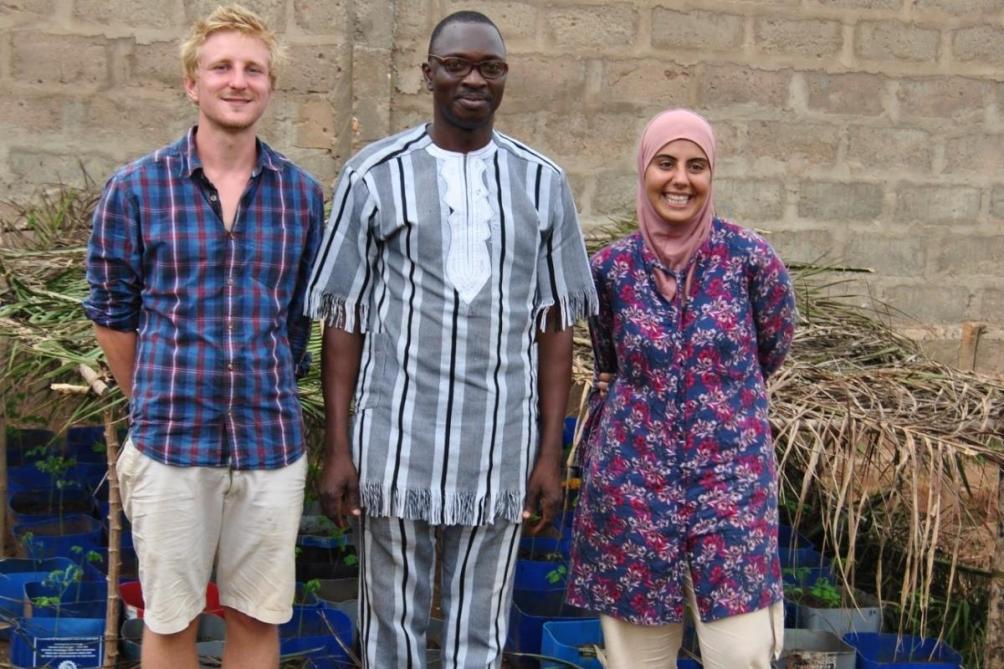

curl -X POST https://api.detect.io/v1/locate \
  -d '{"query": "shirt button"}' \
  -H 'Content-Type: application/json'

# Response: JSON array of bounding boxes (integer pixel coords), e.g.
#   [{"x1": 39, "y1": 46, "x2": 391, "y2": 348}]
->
[
  {"x1": 227, "y1": 363, "x2": 234, "y2": 371},
  {"x1": 210, "y1": 194, "x2": 218, "y2": 201}
]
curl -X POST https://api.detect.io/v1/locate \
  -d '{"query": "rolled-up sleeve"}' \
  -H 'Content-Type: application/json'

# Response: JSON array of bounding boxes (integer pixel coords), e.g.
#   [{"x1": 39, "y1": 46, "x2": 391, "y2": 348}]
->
[{"x1": 83, "y1": 174, "x2": 142, "y2": 331}]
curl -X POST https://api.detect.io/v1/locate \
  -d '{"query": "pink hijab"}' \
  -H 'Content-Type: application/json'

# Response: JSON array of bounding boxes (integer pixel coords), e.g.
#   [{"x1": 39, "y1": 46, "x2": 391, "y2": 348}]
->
[{"x1": 636, "y1": 108, "x2": 716, "y2": 301}]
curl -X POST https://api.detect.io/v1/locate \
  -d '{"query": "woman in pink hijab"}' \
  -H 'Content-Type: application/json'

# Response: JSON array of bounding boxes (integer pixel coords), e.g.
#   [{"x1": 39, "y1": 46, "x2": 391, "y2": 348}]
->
[{"x1": 566, "y1": 109, "x2": 797, "y2": 668}]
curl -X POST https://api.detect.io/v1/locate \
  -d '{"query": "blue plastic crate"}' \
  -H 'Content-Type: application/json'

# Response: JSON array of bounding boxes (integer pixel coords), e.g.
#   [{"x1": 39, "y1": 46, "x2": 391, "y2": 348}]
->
[
  {"x1": 507, "y1": 589, "x2": 592, "y2": 657},
  {"x1": 9, "y1": 616, "x2": 105, "y2": 669},
  {"x1": 4, "y1": 429, "x2": 59, "y2": 466},
  {"x1": 24, "y1": 580, "x2": 108, "y2": 618},
  {"x1": 843, "y1": 632, "x2": 962, "y2": 668},
  {"x1": 516, "y1": 537, "x2": 571, "y2": 590},
  {"x1": 541, "y1": 618, "x2": 603, "y2": 669},
  {"x1": 8, "y1": 487, "x2": 96, "y2": 526},
  {"x1": 562, "y1": 416, "x2": 577, "y2": 448},
  {"x1": 280, "y1": 606, "x2": 354, "y2": 666},
  {"x1": 13, "y1": 515, "x2": 103, "y2": 559},
  {"x1": 779, "y1": 547, "x2": 831, "y2": 570},
  {"x1": 778, "y1": 524, "x2": 813, "y2": 549},
  {"x1": 7, "y1": 465, "x2": 62, "y2": 495},
  {"x1": 0, "y1": 558, "x2": 76, "y2": 639},
  {"x1": 66, "y1": 426, "x2": 107, "y2": 463}
]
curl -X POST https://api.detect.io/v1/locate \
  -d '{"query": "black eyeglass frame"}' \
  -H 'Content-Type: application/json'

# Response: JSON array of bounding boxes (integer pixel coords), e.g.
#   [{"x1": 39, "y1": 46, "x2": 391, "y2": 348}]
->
[{"x1": 426, "y1": 54, "x2": 509, "y2": 80}]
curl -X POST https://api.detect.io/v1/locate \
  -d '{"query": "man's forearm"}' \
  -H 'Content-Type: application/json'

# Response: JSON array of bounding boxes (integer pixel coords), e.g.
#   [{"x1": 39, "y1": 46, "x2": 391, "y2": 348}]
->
[
  {"x1": 321, "y1": 325, "x2": 364, "y2": 458},
  {"x1": 536, "y1": 317, "x2": 574, "y2": 461},
  {"x1": 94, "y1": 324, "x2": 137, "y2": 399}
]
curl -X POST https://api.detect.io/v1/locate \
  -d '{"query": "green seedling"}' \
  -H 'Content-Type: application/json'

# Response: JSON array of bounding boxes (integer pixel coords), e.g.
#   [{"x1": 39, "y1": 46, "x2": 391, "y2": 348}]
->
[
  {"x1": 808, "y1": 577, "x2": 842, "y2": 608},
  {"x1": 32, "y1": 564, "x2": 84, "y2": 631},
  {"x1": 546, "y1": 564, "x2": 567, "y2": 585}
]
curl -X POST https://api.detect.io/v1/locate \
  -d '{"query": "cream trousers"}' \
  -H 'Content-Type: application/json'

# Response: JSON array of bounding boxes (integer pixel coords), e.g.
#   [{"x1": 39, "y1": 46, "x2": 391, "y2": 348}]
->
[{"x1": 599, "y1": 573, "x2": 784, "y2": 669}]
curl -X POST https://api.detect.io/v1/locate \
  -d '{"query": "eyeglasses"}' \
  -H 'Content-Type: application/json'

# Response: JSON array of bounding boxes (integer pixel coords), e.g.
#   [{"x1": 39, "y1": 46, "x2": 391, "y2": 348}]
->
[{"x1": 427, "y1": 55, "x2": 508, "y2": 80}]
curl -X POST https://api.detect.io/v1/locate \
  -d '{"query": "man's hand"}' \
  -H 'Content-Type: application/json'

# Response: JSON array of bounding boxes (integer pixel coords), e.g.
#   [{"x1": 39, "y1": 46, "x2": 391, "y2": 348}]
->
[
  {"x1": 522, "y1": 450, "x2": 562, "y2": 534},
  {"x1": 318, "y1": 451, "x2": 361, "y2": 528},
  {"x1": 93, "y1": 325, "x2": 137, "y2": 399},
  {"x1": 320, "y1": 324, "x2": 365, "y2": 528},
  {"x1": 595, "y1": 372, "x2": 613, "y2": 396}
]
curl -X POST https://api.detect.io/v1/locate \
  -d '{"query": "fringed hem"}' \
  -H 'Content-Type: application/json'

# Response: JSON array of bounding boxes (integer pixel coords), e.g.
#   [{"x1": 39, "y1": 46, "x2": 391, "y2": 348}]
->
[
  {"x1": 534, "y1": 288, "x2": 600, "y2": 332},
  {"x1": 305, "y1": 291, "x2": 369, "y2": 333},
  {"x1": 359, "y1": 483, "x2": 523, "y2": 525}
]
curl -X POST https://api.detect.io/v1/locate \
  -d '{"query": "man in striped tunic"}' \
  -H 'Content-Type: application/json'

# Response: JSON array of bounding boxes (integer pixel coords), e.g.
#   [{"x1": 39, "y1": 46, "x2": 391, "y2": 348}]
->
[{"x1": 306, "y1": 10, "x2": 597, "y2": 668}]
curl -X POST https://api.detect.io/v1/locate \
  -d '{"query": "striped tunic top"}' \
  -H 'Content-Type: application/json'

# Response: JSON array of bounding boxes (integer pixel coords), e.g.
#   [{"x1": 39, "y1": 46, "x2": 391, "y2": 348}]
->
[{"x1": 306, "y1": 125, "x2": 597, "y2": 525}]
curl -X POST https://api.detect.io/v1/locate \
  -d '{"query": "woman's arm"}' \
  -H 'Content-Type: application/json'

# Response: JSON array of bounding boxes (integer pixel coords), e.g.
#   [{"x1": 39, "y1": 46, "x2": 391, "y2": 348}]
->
[{"x1": 748, "y1": 239, "x2": 797, "y2": 380}]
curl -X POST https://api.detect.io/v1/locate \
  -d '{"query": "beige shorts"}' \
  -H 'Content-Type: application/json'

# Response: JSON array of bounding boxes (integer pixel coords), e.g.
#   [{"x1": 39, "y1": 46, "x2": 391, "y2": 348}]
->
[{"x1": 117, "y1": 439, "x2": 306, "y2": 635}]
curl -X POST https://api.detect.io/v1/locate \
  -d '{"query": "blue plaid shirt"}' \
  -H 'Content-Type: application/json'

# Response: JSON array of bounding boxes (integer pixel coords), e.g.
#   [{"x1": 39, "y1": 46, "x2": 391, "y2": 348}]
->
[{"x1": 83, "y1": 128, "x2": 324, "y2": 469}]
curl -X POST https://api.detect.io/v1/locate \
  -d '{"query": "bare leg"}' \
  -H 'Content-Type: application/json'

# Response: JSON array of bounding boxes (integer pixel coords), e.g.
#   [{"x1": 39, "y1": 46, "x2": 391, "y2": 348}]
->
[
  {"x1": 222, "y1": 606, "x2": 280, "y2": 669},
  {"x1": 141, "y1": 619, "x2": 199, "y2": 669}
]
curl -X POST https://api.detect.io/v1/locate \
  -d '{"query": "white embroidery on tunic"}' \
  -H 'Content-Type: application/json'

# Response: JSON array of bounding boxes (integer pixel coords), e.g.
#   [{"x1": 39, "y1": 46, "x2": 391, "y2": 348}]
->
[{"x1": 437, "y1": 149, "x2": 494, "y2": 304}]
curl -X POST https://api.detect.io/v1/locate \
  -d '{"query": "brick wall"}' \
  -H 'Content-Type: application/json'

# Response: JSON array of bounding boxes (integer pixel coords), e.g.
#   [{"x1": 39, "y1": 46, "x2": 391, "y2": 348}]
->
[{"x1": 1, "y1": 0, "x2": 1001, "y2": 370}]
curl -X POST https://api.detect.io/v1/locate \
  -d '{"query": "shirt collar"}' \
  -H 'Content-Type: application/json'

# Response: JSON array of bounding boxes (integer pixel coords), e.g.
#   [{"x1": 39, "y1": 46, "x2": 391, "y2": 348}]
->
[{"x1": 177, "y1": 126, "x2": 280, "y2": 178}]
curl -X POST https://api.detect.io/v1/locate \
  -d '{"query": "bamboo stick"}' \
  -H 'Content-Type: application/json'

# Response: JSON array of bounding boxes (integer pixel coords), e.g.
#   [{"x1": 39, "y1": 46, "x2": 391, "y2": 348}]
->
[
  {"x1": 53, "y1": 364, "x2": 122, "y2": 669},
  {"x1": 101, "y1": 410, "x2": 121, "y2": 669}
]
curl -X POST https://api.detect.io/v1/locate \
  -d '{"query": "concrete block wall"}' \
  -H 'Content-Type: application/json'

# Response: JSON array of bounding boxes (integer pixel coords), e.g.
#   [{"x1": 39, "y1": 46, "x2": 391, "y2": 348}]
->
[
  {"x1": 390, "y1": 0, "x2": 1004, "y2": 371},
  {"x1": 0, "y1": 0, "x2": 354, "y2": 200},
  {"x1": 0, "y1": 0, "x2": 1001, "y2": 370}
]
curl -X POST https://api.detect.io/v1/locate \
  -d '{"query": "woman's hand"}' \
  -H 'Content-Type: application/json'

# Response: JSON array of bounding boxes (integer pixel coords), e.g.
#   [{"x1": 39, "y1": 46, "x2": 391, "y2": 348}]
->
[{"x1": 595, "y1": 372, "x2": 614, "y2": 396}]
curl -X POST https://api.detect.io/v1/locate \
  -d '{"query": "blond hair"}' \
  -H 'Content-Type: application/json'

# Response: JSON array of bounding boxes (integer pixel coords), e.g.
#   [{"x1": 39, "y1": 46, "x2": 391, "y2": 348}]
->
[{"x1": 180, "y1": 4, "x2": 283, "y2": 88}]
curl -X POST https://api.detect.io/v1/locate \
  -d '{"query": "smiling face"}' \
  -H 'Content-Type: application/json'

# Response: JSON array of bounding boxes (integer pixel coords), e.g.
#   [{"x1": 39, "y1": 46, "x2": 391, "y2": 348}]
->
[
  {"x1": 643, "y1": 139, "x2": 712, "y2": 226},
  {"x1": 422, "y1": 20, "x2": 506, "y2": 150},
  {"x1": 184, "y1": 30, "x2": 272, "y2": 134}
]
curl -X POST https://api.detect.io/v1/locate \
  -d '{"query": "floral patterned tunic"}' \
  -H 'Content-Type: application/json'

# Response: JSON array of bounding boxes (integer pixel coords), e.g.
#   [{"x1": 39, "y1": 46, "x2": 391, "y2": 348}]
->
[{"x1": 565, "y1": 219, "x2": 796, "y2": 625}]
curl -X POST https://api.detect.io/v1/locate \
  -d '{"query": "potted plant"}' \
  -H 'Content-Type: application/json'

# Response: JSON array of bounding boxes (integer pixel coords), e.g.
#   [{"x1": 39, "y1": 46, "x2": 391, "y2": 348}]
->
[
  {"x1": 0, "y1": 556, "x2": 75, "y2": 640},
  {"x1": 515, "y1": 535, "x2": 570, "y2": 592},
  {"x1": 24, "y1": 563, "x2": 106, "y2": 621},
  {"x1": 295, "y1": 523, "x2": 359, "y2": 581},
  {"x1": 11, "y1": 564, "x2": 106, "y2": 669},
  {"x1": 787, "y1": 574, "x2": 882, "y2": 637}
]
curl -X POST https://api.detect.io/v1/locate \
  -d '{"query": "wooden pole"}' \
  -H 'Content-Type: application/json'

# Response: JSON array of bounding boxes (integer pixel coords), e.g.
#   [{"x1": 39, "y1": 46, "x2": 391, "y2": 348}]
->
[
  {"x1": 957, "y1": 321, "x2": 984, "y2": 371},
  {"x1": 53, "y1": 364, "x2": 121, "y2": 669},
  {"x1": 101, "y1": 409, "x2": 122, "y2": 669}
]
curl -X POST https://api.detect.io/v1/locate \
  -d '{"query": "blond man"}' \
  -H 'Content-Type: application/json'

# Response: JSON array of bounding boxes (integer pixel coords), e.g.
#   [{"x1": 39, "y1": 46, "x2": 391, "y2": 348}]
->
[{"x1": 83, "y1": 5, "x2": 323, "y2": 668}]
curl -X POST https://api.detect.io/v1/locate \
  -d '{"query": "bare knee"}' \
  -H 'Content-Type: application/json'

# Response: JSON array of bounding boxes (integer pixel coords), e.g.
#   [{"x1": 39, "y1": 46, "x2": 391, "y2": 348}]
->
[
  {"x1": 224, "y1": 606, "x2": 276, "y2": 634},
  {"x1": 143, "y1": 618, "x2": 199, "y2": 644}
]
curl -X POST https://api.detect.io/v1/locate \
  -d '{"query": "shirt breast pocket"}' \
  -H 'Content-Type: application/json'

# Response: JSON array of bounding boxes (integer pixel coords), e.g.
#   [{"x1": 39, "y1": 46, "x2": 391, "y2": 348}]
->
[{"x1": 245, "y1": 226, "x2": 301, "y2": 290}]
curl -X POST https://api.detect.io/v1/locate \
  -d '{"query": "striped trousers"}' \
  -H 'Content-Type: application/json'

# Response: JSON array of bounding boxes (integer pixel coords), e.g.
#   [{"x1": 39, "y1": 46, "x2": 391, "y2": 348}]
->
[{"x1": 358, "y1": 516, "x2": 522, "y2": 668}]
